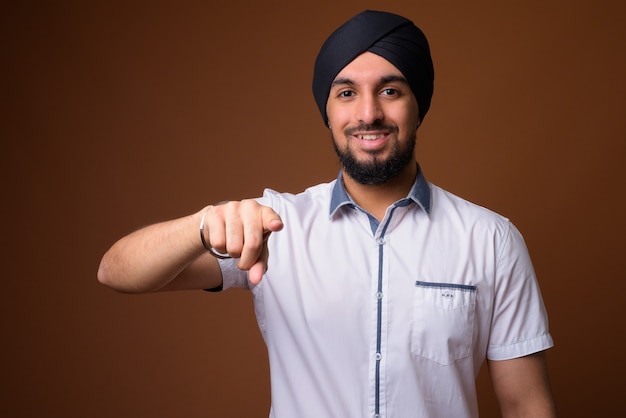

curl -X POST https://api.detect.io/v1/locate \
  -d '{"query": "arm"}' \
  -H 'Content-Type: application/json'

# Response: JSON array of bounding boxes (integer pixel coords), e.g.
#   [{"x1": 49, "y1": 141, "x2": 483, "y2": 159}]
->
[
  {"x1": 97, "y1": 200, "x2": 283, "y2": 293},
  {"x1": 488, "y1": 351, "x2": 557, "y2": 418}
]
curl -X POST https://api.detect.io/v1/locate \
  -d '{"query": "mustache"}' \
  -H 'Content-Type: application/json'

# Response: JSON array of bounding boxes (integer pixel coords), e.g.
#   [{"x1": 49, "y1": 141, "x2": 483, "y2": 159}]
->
[{"x1": 344, "y1": 122, "x2": 398, "y2": 136}]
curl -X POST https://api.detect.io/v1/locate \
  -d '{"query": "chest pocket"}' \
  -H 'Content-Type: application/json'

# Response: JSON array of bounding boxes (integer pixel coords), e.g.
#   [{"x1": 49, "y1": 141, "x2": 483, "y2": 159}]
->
[{"x1": 411, "y1": 281, "x2": 477, "y2": 365}]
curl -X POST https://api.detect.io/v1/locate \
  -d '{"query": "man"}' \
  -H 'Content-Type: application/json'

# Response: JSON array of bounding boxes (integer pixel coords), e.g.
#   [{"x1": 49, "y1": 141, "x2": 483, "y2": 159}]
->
[{"x1": 98, "y1": 10, "x2": 556, "y2": 418}]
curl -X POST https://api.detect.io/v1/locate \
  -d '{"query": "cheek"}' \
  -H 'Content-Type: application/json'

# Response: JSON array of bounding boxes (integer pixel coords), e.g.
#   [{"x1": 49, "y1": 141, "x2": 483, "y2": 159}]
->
[
  {"x1": 396, "y1": 109, "x2": 420, "y2": 133},
  {"x1": 327, "y1": 116, "x2": 348, "y2": 139},
  {"x1": 326, "y1": 102, "x2": 352, "y2": 126},
  {"x1": 330, "y1": 125, "x2": 346, "y2": 146}
]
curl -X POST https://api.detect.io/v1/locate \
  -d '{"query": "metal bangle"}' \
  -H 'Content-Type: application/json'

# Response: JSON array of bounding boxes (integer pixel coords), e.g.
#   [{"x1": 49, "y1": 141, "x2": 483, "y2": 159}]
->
[{"x1": 199, "y1": 204, "x2": 232, "y2": 259}]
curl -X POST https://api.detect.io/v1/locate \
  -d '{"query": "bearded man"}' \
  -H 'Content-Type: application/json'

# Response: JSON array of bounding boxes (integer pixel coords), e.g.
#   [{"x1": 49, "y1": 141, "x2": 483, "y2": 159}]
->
[{"x1": 99, "y1": 10, "x2": 556, "y2": 418}]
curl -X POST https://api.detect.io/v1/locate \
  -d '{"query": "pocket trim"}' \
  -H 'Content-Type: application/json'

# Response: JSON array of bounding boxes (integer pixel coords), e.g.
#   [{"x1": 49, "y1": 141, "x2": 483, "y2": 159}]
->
[{"x1": 415, "y1": 281, "x2": 477, "y2": 292}]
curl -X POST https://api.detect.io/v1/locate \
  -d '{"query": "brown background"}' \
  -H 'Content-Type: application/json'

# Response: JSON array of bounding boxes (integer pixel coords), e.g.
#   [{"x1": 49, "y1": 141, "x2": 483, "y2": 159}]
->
[{"x1": 2, "y1": 0, "x2": 625, "y2": 417}]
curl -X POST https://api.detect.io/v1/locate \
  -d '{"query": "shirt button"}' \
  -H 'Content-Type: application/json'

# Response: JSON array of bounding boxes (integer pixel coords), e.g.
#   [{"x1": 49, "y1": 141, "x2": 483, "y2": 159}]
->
[
  {"x1": 375, "y1": 353, "x2": 382, "y2": 361},
  {"x1": 377, "y1": 238, "x2": 385, "y2": 245},
  {"x1": 376, "y1": 292, "x2": 383, "y2": 300}
]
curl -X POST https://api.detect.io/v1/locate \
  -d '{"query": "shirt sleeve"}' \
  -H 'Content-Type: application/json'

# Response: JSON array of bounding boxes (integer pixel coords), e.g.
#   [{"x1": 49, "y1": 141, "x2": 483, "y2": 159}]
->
[
  {"x1": 217, "y1": 258, "x2": 250, "y2": 290},
  {"x1": 487, "y1": 222, "x2": 554, "y2": 360}
]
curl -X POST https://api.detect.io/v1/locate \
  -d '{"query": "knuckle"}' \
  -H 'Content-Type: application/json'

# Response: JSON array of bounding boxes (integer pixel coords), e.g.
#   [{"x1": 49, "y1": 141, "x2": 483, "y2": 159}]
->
[
  {"x1": 245, "y1": 233, "x2": 264, "y2": 249},
  {"x1": 227, "y1": 241, "x2": 244, "y2": 256},
  {"x1": 208, "y1": 235, "x2": 227, "y2": 251}
]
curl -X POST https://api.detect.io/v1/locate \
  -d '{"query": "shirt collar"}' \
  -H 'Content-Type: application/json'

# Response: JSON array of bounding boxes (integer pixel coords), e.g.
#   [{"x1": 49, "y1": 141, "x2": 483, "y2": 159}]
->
[{"x1": 329, "y1": 163, "x2": 432, "y2": 218}]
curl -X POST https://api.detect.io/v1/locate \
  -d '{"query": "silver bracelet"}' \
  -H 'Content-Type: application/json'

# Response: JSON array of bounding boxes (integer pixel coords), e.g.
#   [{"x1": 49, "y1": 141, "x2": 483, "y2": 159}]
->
[{"x1": 199, "y1": 204, "x2": 232, "y2": 259}]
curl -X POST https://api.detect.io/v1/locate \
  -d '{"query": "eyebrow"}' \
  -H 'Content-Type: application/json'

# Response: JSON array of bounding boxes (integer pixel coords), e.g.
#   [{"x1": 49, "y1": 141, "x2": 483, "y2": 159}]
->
[{"x1": 331, "y1": 74, "x2": 409, "y2": 87}]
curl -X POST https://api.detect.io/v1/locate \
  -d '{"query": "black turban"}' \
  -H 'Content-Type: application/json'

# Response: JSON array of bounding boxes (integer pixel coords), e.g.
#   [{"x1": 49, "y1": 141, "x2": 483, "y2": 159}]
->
[{"x1": 312, "y1": 10, "x2": 434, "y2": 125}]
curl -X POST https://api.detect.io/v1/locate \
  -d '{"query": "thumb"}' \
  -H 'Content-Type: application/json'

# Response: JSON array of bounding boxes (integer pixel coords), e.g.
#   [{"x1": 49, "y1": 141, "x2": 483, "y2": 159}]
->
[
  {"x1": 249, "y1": 207, "x2": 282, "y2": 285},
  {"x1": 248, "y1": 260, "x2": 266, "y2": 285},
  {"x1": 248, "y1": 244, "x2": 270, "y2": 285}
]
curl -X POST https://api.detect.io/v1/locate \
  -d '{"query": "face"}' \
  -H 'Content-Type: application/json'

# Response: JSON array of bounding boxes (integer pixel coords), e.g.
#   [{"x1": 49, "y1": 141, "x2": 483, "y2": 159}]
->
[{"x1": 326, "y1": 52, "x2": 421, "y2": 185}]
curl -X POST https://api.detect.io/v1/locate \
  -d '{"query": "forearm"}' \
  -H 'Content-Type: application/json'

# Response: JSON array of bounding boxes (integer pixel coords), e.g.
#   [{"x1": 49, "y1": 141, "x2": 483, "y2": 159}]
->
[
  {"x1": 97, "y1": 208, "x2": 213, "y2": 293},
  {"x1": 490, "y1": 352, "x2": 557, "y2": 418},
  {"x1": 500, "y1": 396, "x2": 557, "y2": 418},
  {"x1": 98, "y1": 200, "x2": 283, "y2": 292}
]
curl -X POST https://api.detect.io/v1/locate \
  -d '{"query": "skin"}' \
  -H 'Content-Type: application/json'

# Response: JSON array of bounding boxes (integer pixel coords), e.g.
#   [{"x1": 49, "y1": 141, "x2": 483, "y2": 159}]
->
[
  {"x1": 97, "y1": 201, "x2": 282, "y2": 291},
  {"x1": 97, "y1": 51, "x2": 556, "y2": 418},
  {"x1": 490, "y1": 351, "x2": 557, "y2": 417}
]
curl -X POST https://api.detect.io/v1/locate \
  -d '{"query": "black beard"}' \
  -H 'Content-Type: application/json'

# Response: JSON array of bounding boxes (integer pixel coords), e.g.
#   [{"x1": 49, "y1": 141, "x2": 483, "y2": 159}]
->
[{"x1": 332, "y1": 128, "x2": 416, "y2": 185}]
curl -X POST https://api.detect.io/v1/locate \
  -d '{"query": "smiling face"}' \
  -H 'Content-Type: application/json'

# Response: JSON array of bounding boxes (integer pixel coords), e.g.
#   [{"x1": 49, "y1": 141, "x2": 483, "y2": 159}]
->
[{"x1": 326, "y1": 52, "x2": 421, "y2": 185}]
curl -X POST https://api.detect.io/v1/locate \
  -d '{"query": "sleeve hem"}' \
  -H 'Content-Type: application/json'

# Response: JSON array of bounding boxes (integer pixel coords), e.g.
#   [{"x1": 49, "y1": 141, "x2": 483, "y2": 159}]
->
[{"x1": 487, "y1": 333, "x2": 554, "y2": 361}]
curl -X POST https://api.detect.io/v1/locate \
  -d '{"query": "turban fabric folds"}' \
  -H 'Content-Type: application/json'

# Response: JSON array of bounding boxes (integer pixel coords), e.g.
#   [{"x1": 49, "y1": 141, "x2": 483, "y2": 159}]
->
[{"x1": 312, "y1": 10, "x2": 434, "y2": 125}]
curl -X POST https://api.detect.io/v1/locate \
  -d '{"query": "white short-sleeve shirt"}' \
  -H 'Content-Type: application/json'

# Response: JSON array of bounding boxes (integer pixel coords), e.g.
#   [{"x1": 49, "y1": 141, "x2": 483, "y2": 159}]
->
[{"x1": 218, "y1": 168, "x2": 553, "y2": 418}]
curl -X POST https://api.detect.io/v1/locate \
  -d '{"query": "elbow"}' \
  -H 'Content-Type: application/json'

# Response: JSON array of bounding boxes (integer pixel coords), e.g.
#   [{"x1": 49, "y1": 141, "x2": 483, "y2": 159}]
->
[
  {"x1": 97, "y1": 254, "x2": 159, "y2": 294},
  {"x1": 97, "y1": 256, "x2": 120, "y2": 290},
  {"x1": 97, "y1": 256, "x2": 137, "y2": 294}
]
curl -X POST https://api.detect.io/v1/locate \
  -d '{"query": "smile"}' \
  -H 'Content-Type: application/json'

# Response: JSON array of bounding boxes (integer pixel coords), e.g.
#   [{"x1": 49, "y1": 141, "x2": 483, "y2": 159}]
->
[{"x1": 356, "y1": 133, "x2": 386, "y2": 140}]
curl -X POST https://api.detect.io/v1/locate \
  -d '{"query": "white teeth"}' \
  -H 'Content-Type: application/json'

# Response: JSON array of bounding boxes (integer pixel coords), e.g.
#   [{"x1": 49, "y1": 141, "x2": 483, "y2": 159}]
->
[{"x1": 358, "y1": 134, "x2": 384, "y2": 140}]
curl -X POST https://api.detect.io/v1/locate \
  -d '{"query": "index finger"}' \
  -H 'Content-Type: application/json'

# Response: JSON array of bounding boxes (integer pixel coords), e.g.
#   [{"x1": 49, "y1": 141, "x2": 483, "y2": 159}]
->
[
  {"x1": 236, "y1": 203, "x2": 282, "y2": 271},
  {"x1": 262, "y1": 205, "x2": 284, "y2": 233}
]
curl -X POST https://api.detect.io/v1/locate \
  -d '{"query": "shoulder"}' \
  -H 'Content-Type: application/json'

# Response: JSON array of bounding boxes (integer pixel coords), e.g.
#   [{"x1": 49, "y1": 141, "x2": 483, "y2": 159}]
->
[
  {"x1": 428, "y1": 183, "x2": 514, "y2": 240},
  {"x1": 430, "y1": 183, "x2": 508, "y2": 220}
]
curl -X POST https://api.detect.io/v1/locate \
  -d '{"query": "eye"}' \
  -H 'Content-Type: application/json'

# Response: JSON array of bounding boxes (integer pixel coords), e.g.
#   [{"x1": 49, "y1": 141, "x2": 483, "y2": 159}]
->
[
  {"x1": 381, "y1": 88, "x2": 398, "y2": 96},
  {"x1": 338, "y1": 90, "x2": 354, "y2": 98}
]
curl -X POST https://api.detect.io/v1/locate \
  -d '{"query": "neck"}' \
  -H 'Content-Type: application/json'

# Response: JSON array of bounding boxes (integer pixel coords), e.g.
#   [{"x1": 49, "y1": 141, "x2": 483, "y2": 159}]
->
[{"x1": 342, "y1": 162, "x2": 417, "y2": 221}]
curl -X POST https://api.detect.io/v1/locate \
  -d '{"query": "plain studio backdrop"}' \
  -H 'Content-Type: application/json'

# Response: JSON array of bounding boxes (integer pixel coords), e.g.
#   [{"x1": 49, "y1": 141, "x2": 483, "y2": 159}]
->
[{"x1": 1, "y1": 0, "x2": 624, "y2": 417}]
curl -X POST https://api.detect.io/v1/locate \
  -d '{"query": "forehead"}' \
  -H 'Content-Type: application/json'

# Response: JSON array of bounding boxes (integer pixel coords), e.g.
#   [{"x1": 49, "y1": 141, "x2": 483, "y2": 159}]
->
[{"x1": 333, "y1": 52, "x2": 405, "y2": 83}]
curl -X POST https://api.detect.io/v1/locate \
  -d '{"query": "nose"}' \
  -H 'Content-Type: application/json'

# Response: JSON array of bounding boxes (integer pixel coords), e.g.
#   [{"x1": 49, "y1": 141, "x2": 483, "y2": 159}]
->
[{"x1": 356, "y1": 94, "x2": 383, "y2": 125}]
